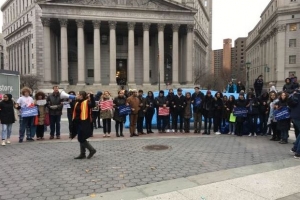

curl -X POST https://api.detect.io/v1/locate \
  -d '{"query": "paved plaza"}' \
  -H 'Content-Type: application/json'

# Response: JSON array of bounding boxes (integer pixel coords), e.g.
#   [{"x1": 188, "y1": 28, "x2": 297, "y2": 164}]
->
[{"x1": 1, "y1": 129, "x2": 299, "y2": 200}]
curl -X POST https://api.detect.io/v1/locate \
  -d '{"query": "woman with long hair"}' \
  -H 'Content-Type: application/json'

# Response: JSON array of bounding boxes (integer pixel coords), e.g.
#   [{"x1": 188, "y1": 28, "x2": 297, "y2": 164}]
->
[
  {"x1": 213, "y1": 92, "x2": 223, "y2": 135},
  {"x1": 34, "y1": 91, "x2": 47, "y2": 140},
  {"x1": 183, "y1": 92, "x2": 192, "y2": 133},
  {"x1": 0, "y1": 94, "x2": 15, "y2": 145},
  {"x1": 100, "y1": 91, "x2": 114, "y2": 137},
  {"x1": 275, "y1": 92, "x2": 291, "y2": 144},
  {"x1": 226, "y1": 95, "x2": 236, "y2": 135},
  {"x1": 145, "y1": 91, "x2": 155, "y2": 133},
  {"x1": 268, "y1": 91, "x2": 280, "y2": 141},
  {"x1": 71, "y1": 91, "x2": 96, "y2": 159},
  {"x1": 202, "y1": 91, "x2": 214, "y2": 135}
]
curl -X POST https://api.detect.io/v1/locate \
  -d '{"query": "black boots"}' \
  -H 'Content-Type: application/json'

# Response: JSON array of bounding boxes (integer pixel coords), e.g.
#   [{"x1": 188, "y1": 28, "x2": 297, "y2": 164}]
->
[
  {"x1": 82, "y1": 141, "x2": 97, "y2": 159},
  {"x1": 74, "y1": 143, "x2": 86, "y2": 159},
  {"x1": 74, "y1": 141, "x2": 96, "y2": 159}
]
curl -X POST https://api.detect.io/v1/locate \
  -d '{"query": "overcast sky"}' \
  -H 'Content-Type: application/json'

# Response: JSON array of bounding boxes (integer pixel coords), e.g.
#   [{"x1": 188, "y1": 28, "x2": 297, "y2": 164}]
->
[
  {"x1": 212, "y1": 0, "x2": 271, "y2": 50},
  {"x1": 0, "y1": 0, "x2": 271, "y2": 50}
]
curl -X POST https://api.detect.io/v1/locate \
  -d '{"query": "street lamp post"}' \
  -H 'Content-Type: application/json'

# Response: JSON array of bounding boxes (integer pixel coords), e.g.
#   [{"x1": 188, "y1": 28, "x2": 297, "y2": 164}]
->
[{"x1": 246, "y1": 62, "x2": 251, "y2": 91}]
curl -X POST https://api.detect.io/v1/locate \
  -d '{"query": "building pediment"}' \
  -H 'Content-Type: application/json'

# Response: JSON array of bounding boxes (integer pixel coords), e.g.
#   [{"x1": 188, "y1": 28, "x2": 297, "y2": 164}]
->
[{"x1": 38, "y1": 0, "x2": 196, "y2": 12}]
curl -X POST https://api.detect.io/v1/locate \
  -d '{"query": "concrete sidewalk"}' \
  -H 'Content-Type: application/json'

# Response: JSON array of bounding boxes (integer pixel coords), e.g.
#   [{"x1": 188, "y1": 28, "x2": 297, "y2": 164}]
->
[{"x1": 76, "y1": 158, "x2": 300, "y2": 200}]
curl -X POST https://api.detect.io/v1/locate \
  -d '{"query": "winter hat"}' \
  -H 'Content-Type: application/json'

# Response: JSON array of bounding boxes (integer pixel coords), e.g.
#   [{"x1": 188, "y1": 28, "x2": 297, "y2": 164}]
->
[
  {"x1": 177, "y1": 88, "x2": 183, "y2": 92},
  {"x1": 159, "y1": 90, "x2": 164, "y2": 94},
  {"x1": 206, "y1": 90, "x2": 211, "y2": 95}
]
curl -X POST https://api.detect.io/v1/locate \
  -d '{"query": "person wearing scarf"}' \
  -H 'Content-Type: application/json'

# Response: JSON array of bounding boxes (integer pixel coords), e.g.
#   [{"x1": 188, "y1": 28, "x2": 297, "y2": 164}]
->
[{"x1": 71, "y1": 91, "x2": 96, "y2": 159}]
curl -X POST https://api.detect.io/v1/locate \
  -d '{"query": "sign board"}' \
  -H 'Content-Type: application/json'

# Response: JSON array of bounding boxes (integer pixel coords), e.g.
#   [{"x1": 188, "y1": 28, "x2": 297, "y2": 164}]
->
[{"x1": 0, "y1": 72, "x2": 20, "y2": 100}]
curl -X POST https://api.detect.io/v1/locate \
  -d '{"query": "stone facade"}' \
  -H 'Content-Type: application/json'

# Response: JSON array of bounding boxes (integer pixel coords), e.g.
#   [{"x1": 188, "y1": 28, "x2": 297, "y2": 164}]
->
[
  {"x1": 0, "y1": 33, "x2": 3, "y2": 70},
  {"x1": 1, "y1": 0, "x2": 212, "y2": 94},
  {"x1": 246, "y1": 0, "x2": 300, "y2": 89}
]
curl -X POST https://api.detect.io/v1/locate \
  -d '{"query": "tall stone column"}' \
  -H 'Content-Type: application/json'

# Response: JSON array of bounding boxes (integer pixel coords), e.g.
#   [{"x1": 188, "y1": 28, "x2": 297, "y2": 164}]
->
[
  {"x1": 186, "y1": 24, "x2": 194, "y2": 84},
  {"x1": 22, "y1": 40, "x2": 25, "y2": 74},
  {"x1": 158, "y1": 23, "x2": 165, "y2": 84},
  {"x1": 59, "y1": 19, "x2": 69, "y2": 85},
  {"x1": 276, "y1": 24, "x2": 286, "y2": 87},
  {"x1": 24, "y1": 38, "x2": 28, "y2": 74},
  {"x1": 12, "y1": 46, "x2": 15, "y2": 71},
  {"x1": 93, "y1": 20, "x2": 101, "y2": 85},
  {"x1": 109, "y1": 21, "x2": 117, "y2": 85},
  {"x1": 42, "y1": 18, "x2": 52, "y2": 84},
  {"x1": 18, "y1": 42, "x2": 22, "y2": 73},
  {"x1": 172, "y1": 24, "x2": 180, "y2": 85},
  {"x1": 128, "y1": 22, "x2": 135, "y2": 85},
  {"x1": 143, "y1": 23, "x2": 151, "y2": 85},
  {"x1": 76, "y1": 19, "x2": 85, "y2": 85}
]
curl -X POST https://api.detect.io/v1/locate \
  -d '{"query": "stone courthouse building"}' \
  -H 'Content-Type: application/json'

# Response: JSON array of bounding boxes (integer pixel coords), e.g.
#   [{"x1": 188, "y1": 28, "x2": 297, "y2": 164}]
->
[{"x1": 1, "y1": 0, "x2": 212, "y2": 91}]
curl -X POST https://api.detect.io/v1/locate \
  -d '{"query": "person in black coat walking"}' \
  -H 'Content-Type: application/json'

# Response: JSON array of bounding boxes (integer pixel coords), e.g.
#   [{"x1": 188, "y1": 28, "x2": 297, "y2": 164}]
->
[
  {"x1": 0, "y1": 94, "x2": 15, "y2": 146},
  {"x1": 71, "y1": 91, "x2": 96, "y2": 159},
  {"x1": 202, "y1": 91, "x2": 214, "y2": 135},
  {"x1": 254, "y1": 75, "x2": 263, "y2": 97}
]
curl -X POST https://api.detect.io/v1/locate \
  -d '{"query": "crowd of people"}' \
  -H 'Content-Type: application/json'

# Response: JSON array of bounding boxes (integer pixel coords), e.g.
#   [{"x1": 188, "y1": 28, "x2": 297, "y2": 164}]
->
[{"x1": 0, "y1": 74, "x2": 300, "y2": 159}]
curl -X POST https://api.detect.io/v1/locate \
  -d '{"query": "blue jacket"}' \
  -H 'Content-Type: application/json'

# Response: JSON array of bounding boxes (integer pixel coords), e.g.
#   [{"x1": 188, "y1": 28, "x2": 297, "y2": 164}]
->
[{"x1": 226, "y1": 84, "x2": 237, "y2": 93}]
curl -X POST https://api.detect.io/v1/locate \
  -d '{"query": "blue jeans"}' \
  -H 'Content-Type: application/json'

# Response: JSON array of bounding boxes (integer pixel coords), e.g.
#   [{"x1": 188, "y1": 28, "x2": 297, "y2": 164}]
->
[
  {"x1": 281, "y1": 130, "x2": 289, "y2": 141},
  {"x1": 19, "y1": 116, "x2": 36, "y2": 140},
  {"x1": 248, "y1": 115, "x2": 258, "y2": 134},
  {"x1": 292, "y1": 119, "x2": 300, "y2": 154},
  {"x1": 50, "y1": 115, "x2": 61, "y2": 136},
  {"x1": 2, "y1": 124, "x2": 12, "y2": 140}
]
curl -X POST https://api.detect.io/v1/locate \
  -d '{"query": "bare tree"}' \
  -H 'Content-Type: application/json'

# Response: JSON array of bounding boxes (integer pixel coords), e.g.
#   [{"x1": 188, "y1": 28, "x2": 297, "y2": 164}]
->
[{"x1": 20, "y1": 75, "x2": 40, "y2": 91}]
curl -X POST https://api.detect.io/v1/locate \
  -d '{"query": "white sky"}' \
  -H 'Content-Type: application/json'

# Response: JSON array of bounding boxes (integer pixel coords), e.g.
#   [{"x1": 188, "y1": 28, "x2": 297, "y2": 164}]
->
[
  {"x1": 212, "y1": 0, "x2": 271, "y2": 50},
  {"x1": 0, "y1": 0, "x2": 271, "y2": 50}
]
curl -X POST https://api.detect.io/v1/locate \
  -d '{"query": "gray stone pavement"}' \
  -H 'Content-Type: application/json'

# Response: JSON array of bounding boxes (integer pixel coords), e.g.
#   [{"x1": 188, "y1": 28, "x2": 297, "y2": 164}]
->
[{"x1": 0, "y1": 134, "x2": 299, "y2": 200}]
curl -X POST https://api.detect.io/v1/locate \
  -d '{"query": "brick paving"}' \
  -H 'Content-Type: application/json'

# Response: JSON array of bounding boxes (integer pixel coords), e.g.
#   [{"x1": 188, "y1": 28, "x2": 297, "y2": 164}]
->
[{"x1": 0, "y1": 135, "x2": 294, "y2": 200}]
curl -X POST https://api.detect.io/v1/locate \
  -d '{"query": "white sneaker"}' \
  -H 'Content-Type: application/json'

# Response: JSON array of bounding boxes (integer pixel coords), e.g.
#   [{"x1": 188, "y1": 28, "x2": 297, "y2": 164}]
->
[
  {"x1": 166, "y1": 129, "x2": 170, "y2": 133},
  {"x1": 228, "y1": 132, "x2": 232, "y2": 135},
  {"x1": 1, "y1": 140, "x2": 6, "y2": 146},
  {"x1": 232, "y1": 132, "x2": 235, "y2": 135},
  {"x1": 215, "y1": 132, "x2": 221, "y2": 135},
  {"x1": 172, "y1": 129, "x2": 175, "y2": 133},
  {"x1": 248, "y1": 133, "x2": 252, "y2": 137},
  {"x1": 6, "y1": 140, "x2": 10, "y2": 144},
  {"x1": 254, "y1": 133, "x2": 257, "y2": 137}
]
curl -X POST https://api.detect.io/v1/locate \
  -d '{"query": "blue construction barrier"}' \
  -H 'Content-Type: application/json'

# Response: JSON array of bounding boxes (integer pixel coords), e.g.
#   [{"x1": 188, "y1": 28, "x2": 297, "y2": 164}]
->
[{"x1": 124, "y1": 89, "x2": 242, "y2": 128}]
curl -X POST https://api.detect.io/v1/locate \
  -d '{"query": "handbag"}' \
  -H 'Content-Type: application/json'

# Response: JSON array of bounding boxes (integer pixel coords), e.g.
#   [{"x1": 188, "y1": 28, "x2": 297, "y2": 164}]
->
[
  {"x1": 229, "y1": 113, "x2": 236, "y2": 122},
  {"x1": 44, "y1": 113, "x2": 50, "y2": 126},
  {"x1": 34, "y1": 115, "x2": 39, "y2": 126},
  {"x1": 274, "y1": 107, "x2": 290, "y2": 121}
]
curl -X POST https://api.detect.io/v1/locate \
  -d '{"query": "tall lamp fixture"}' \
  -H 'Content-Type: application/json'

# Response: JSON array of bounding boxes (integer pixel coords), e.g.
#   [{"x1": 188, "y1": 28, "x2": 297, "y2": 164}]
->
[{"x1": 245, "y1": 61, "x2": 251, "y2": 91}]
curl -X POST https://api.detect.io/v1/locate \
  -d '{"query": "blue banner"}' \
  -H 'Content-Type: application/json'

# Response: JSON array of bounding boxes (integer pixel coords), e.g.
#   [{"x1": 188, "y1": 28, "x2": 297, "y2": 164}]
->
[
  {"x1": 233, "y1": 107, "x2": 248, "y2": 117},
  {"x1": 274, "y1": 107, "x2": 290, "y2": 121},
  {"x1": 21, "y1": 106, "x2": 38, "y2": 117}
]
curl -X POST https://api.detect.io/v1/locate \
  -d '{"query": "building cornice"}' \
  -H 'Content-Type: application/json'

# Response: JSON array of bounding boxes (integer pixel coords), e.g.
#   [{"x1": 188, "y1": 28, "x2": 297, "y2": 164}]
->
[
  {"x1": 194, "y1": 29, "x2": 208, "y2": 47},
  {"x1": 4, "y1": 22, "x2": 32, "y2": 40},
  {"x1": 38, "y1": 3, "x2": 196, "y2": 24},
  {"x1": 1, "y1": 0, "x2": 12, "y2": 11},
  {"x1": 197, "y1": 0, "x2": 210, "y2": 21}
]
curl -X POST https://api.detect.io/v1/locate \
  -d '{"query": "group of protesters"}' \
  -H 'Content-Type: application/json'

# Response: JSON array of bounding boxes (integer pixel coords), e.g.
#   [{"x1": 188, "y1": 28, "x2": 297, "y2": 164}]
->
[{"x1": 1, "y1": 73, "x2": 300, "y2": 159}]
